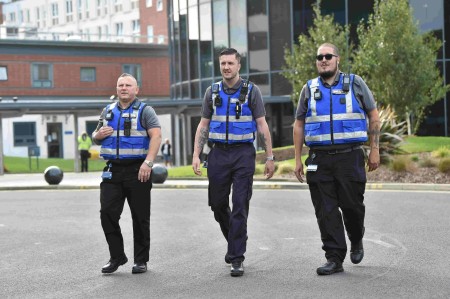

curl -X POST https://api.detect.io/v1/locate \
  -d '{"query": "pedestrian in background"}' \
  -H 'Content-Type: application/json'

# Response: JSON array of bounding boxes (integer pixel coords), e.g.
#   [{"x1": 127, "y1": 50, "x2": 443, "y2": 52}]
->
[
  {"x1": 77, "y1": 131, "x2": 92, "y2": 172},
  {"x1": 293, "y1": 43, "x2": 380, "y2": 275},
  {"x1": 92, "y1": 73, "x2": 162, "y2": 275},
  {"x1": 160, "y1": 138, "x2": 172, "y2": 167},
  {"x1": 192, "y1": 48, "x2": 275, "y2": 277}
]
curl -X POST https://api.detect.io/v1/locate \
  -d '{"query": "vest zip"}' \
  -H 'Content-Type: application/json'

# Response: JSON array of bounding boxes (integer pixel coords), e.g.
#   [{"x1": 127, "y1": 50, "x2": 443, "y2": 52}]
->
[
  {"x1": 116, "y1": 110, "x2": 123, "y2": 159},
  {"x1": 329, "y1": 88, "x2": 334, "y2": 144},
  {"x1": 226, "y1": 96, "x2": 231, "y2": 143}
]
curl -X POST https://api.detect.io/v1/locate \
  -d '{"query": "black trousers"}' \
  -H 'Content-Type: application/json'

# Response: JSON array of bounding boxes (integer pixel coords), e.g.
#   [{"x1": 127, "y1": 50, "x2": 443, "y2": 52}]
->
[
  {"x1": 80, "y1": 150, "x2": 89, "y2": 172},
  {"x1": 207, "y1": 143, "x2": 255, "y2": 263},
  {"x1": 306, "y1": 148, "x2": 366, "y2": 263},
  {"x1": 100, "y1": 163, "x2": 152, "y2": 263}
]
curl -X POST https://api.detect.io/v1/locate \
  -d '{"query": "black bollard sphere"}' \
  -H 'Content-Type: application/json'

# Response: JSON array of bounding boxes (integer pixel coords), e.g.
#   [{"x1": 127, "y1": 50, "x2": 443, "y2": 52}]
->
[
  {"x1": 44, "y1": 166, "x2": 64, "y2": 185},
  {"x1": 151, "y1": 164, "x2": 168, "y2": 184}
]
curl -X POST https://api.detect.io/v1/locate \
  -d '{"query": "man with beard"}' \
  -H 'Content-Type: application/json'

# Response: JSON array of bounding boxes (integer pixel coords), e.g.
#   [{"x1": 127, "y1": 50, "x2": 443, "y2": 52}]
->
[{"x1": 293, "y1": 43, "x2": 380, "y2": 275}]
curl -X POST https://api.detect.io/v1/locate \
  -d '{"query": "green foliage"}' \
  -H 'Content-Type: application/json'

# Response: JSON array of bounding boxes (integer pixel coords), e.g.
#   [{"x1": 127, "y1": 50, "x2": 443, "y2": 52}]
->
[
  {"x1": 353, "y1": 0, "x2": 449, "y2": 133},
  {"x1": 401, "y1": 136, "x2": 450, "y2": 153},
  {"x1": 431, "y1": 146, "x2": 450, "y2": 159},
  {"x1": 363, "y1": 106, "x2": 407, "y2": 163},
  {"x1": 282, "y1": 4, "x2": 351, "y2": 105},
  {"x1": 4, "y1": 156, "x2": 106, "y2": 174},
  {"x1": 410, "y1": 155, "x2": 419, "y2": 162},
  {"x1": 437, "y1": 158, "x2": 450, "y2": 173}
]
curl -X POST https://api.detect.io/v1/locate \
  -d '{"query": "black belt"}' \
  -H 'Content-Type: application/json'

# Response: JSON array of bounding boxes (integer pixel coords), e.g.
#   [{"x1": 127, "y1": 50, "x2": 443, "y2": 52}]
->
[
  {"x1": 312, "y1": 145, "x2": 362, "y2": 155},
  {"x1": 212, "y1": 142, "x2": 251, "y2": 149}
]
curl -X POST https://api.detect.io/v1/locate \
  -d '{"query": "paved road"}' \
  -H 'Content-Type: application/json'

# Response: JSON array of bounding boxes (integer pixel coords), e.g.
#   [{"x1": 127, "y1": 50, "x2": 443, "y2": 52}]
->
[{"x1": 1, "y1": 189, "x2": 449, "y2": 298}]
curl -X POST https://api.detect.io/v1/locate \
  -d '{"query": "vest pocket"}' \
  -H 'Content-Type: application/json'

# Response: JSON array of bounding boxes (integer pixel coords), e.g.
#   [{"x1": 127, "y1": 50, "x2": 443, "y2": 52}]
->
[
  {"x1": 342, "y1": 120, "x2": 363, "y2": 132},
  {"x1": 305, "y1": 123, "x2": 321, "y2": 137},
  {"x1": 122, "y1": 137, "x2": 145, "y2": 148},
  {"x1": 209, "y1": 121, "x2": 223, "y2": 133},
  {"x1": 232, "y1": 122, "x2": 254, "y2": 134}
]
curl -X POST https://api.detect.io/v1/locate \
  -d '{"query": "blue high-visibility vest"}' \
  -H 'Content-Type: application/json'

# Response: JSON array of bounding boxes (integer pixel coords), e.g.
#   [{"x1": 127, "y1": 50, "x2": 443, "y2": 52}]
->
[
  {"x1": 100, "y1": 100, "x2": 150, "y2": 160},
  {"x1": 304, "y1": 74, "x2": 368, "y2": 147},
  {"x1": 208, "y1": 80, "x2": 257, "y2": 144}
]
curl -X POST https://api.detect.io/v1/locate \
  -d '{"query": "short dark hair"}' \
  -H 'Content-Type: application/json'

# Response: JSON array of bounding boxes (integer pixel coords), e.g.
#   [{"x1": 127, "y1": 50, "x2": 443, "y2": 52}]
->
[{"x1": 219, "y1": 48, "x2": 241, "y2": 63}]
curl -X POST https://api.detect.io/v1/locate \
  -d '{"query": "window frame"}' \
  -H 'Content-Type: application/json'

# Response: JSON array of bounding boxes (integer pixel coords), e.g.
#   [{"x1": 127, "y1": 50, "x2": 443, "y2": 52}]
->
[
  {"x1": 80, "y1": 67, "x2": 96, "y2": 82},
  {"x1": 0, "y1": 66, "x2": 8, "y2": 81}
]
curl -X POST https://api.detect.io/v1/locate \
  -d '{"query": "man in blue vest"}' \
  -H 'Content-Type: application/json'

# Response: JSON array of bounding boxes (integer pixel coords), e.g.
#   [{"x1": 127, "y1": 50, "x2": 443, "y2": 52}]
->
[
  {"x1": 192, "y1": 48, "x2": 275, "y2": 277},
  {"x1": 92, "y1": 73, "x2": 161, "y2": 274},
  {"x1": 293, "y1": 43, "x2": 380, "y2": 275}
]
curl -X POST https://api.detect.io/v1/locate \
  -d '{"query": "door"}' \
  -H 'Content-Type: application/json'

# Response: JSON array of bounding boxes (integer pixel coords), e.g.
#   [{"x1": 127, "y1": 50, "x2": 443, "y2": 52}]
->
[{"x1": 47, "y1": 123, "x2": 63, "y2": 158}]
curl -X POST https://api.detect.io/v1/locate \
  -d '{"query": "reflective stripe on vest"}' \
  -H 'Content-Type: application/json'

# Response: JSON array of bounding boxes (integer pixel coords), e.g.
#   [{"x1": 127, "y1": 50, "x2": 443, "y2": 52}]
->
[
  {"x1": 208, "y1": 80, "x2": 257, "y2": 144},
  {"x1": 304, "y1": 74, "x2": 368, "y2": 146},
  {"x1": 100, "y1": 100, "x2": 150, "y2": 160}
]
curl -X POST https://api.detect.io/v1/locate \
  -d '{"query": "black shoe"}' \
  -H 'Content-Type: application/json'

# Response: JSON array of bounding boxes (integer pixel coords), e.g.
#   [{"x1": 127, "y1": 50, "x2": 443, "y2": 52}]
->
[
  {"x1": 132, "y1": 262, "x2": 147, "y2": 274},
  {"x1": 225, "y1": 253, "x2": 231, "y2": 264},
  {"x1": 350, "y1": 240, "x2": 364, "y2": 264},
  {"x1": 316, "y1": 260, "x2": 344, "y2": 275},
  {"x1": 230, "y1": 261, "x2": 244, "y2": 277},
  {"x1": 101, "y1": 255, "x2": 128, "y2": 274}
]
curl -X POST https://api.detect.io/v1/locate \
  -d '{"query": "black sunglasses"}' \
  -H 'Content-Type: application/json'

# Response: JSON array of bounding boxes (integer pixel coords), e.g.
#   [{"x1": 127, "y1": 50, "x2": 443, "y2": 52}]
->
[{"x1": 316, "y1": 54, "x2": 338, "y2": 61}]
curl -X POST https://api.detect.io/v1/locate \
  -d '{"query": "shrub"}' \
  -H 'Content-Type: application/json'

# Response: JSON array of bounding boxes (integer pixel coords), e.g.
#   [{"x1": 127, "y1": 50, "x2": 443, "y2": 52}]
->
[
  {"x1": 437, "y1": 158, "x2": 450, "y2": 173},
  {"x1": 419, "y1": 157, "x2": 437, "y2": 168},
  {"x1": 363, "y1": 105, "x2": 407, "y2": 164},
  {"x1": 432, "y1": 146, "x2": 450, "y2": 159},
  {"x1": 391, "y1": 156, "x2": 416, "y2": 172},
  {"x1": 411, "y1": 155, "x2": 419, "y2": 162},
  {"x1": 276, "y1": 162, "x2": 295, "y2": 175}
]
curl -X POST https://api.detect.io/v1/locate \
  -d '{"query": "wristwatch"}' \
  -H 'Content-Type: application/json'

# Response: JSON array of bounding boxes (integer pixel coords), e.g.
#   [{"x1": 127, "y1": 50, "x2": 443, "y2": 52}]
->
[
  {"x1": 266, "y1": 155, "x2": 275, "y2": 161},
  {"x1": 144, "y1": 160, "x2": 154, "y2": 168}
]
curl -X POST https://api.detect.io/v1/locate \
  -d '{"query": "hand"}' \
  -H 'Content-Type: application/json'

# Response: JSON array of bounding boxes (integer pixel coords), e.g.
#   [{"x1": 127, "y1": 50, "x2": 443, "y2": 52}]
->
[
  {"x1": 192, "y1": 156, "x2": 202, "y2": 176},
  {"x1": 264, "y1": 160, "x2": 275, "y2": 179},
  {"x1": 367, "y1": 149, "x2": 380, "y2": 172},
  {"x1": 294, "y1": 163, "x2": 305, "y2": 183},
  {"x1": 138, "y1": 163, "x2": 152, "y2": 182},
  {"x1": 95, "y1": 126, "x2": 114, "y2": 140}
]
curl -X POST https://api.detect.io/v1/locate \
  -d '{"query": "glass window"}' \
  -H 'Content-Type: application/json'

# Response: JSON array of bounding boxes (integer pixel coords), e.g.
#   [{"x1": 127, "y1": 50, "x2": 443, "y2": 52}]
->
[
  {"x1": 213, "y1": 0, "x2": 228, "y2": 76},
  {"x1": 249, "y1": 74, "x2": 269, "y2": 96},
  {"x1": 122, "y1": 64, "x2": 142, "y2": 86},
  {"x1": 229, "y1": 0, "x2": 247, "y2": 74},
  {"x1": 80, "y1": 67, "x2": 96, "y2": 82},
  {"x1": 51, "y1": 3, "x2": 59, "y2": 25},
  {"x1": 14, "y1": 122, "x2": 36, "y2": 146},
  {"x1": 147, "y1": 25, "x2": 154, "y2": 43},
  {"x1": 180, "y1": 0, "x2": 189, "y2": 81},
  {"x1": 146, "y1": 0, "x2": 152, "y2": 7},
  {"x1": 188, "y1": 0, "x2": 199, "y2": 80},
  {"x1": 85, "y1": 121, "x2": 98, "y2": 136},
  {"x1": 0, "y1": 66, "x2": 7, "y2": 80},
  {"x1": 269, "y1": 0, "x2": 291, "y2": 71},
  {"x1": 31, "y1": 63, "x2": 53, "y2": 88},
  {"x1": 248, "y1": 0, "x2": 268, "y2": 73},
  {"x1": 271, "y1": 72, "x2": 292, "y2": 96},
  {"x1": 157, "y1": 0, "x2": 163, "y2": 11},
  {"x1": 199, "y1": 1, "x2": 213, "y2": 78},
  {"x1": 190, "y1": 80, "x2": 200, "y2": 99}
]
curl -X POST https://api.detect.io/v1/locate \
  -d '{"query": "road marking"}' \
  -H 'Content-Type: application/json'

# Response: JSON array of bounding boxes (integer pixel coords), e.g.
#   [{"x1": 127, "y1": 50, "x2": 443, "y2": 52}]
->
[{"x1": 365, "y1": 238, "x2": 396, "y2": 248}]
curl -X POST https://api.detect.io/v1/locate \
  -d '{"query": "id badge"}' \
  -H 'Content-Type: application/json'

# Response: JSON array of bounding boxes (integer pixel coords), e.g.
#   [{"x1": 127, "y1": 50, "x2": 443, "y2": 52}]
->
[
  {"x1": 307, "y1": 164, "x2": 318, "y2": 172},
  {"x1": 101, "y1": 171, "x2": 112, "y2": 179}
]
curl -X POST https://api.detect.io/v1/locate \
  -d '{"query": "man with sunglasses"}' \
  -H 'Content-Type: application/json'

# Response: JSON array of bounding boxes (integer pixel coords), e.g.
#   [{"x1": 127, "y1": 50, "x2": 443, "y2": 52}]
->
[{"x1": 293, "y1": 43, "x2": 380, "y2": 275}]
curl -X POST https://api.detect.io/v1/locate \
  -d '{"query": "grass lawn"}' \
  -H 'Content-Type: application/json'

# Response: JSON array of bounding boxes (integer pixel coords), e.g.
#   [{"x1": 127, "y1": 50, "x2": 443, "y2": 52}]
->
[{"x1": 3, "y1": 136, "x2": 449, "y2": 175}]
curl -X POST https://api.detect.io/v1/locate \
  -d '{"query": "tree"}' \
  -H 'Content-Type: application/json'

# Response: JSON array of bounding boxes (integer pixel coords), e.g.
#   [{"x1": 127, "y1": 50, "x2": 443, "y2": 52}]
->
[
  {"x1": 352, "y1": 0, "x2": 449, "y2": 134},
  {"x1": 282, "y1": 3, "x2": 351, "y2": 106}
]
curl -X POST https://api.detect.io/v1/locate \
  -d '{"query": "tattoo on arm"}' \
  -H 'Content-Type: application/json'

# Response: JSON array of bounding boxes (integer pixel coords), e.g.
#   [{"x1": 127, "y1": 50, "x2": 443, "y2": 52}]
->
[
  {"x1": 257, "y1": 132, "x2": 267, "y2": 152},
  {"x1": 369, "y1": 121, "x2": 381, "y2": 148},
  {"x1": 197, "y1": 127, "x2": 209, "y2": 153}
]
